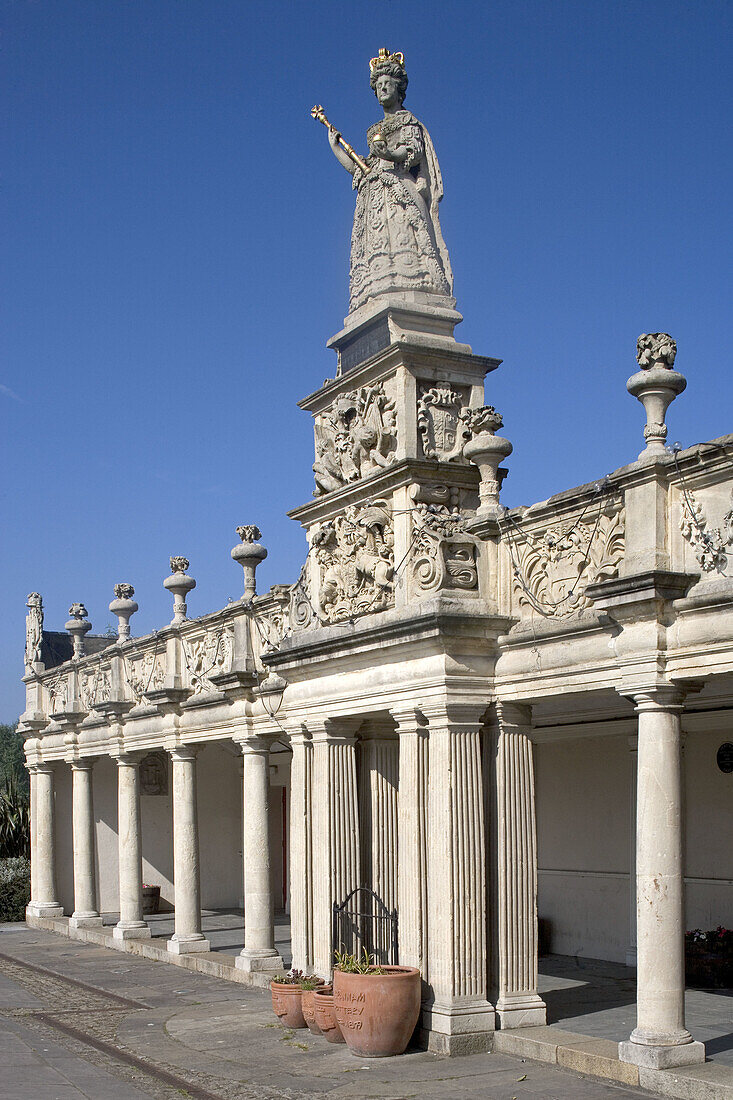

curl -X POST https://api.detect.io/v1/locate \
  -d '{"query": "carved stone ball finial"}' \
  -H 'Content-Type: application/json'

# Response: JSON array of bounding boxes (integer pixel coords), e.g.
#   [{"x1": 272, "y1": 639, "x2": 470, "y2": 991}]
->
[
  {"x1": 163, "y1": 558, "x2": 196, "y2": 625},
  {"x1": 462, "y1": 406, "x2": 513, "y2": 516},
  {"x1": 232, "y1": 526, "x2": 267, "y2": 601},
  {"x1": 65, "y1": 602, "x2": 92, "y2": 659},
  {"x1": 627, "y1": 333, "x2": 686, "y2": 460},
  {"x1": 109, "y1": 583, "x2": 138, "y2": 642}
]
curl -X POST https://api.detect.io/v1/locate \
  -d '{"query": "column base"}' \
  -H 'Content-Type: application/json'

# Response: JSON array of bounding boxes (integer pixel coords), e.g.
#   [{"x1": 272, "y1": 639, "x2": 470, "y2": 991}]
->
[
  {"x1": 69, "y1": 913, "x2": 103, "y2": 929},
  {"x1": 422, "y1": 998, "x2": 495, "y2": 1055},
  {"x1": 496, "y1": 993, "x2": 547, "y2": 1029},
  {"x1": 167, "y1": 935, "x2": 211, "y2": 955},
  {"x1": 235, "y1": 949, "x2": 284, "y2": 973},
  {"x1": 619, "y1": 1039, "x2": 706, "y2": 1070},
  {"x1": 113, "y1": 921, "x2": 151, "y2": 941},
  {"x1": 26, "y1": 903, "x2": 64, "y2": 918}
]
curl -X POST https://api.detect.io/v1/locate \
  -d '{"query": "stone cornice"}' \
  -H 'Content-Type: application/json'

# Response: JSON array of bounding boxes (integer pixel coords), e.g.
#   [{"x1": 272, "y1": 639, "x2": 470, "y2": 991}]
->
[
  {"x1": 264, "y1": 599, "x2": 512, "y2": 671},
  {"x1": 287, "y1": 457, "x2": 480, "y2": 526},
  {"x1": 586, "y1": 569, "x2": 697, "y2": 614}
]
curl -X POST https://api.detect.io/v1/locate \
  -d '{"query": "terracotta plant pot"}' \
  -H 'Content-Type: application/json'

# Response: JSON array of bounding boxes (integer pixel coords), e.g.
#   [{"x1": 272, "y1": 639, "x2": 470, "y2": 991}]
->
[
  {"x1": 333, "y1": 965, "x2": 421, "y2": 1057},
  {"x1": 313, "y1": 985, "x2": 344, "y2": 1044},
  {"x1": 141, "y1": 885, "x2": 160, "y2": 915},
  {"x1": 301, "y1": 981, "x2": 327, "y2": 1035},
  {"x1": 270, "y1": 981, "x2": 307, "y2": 1029}
]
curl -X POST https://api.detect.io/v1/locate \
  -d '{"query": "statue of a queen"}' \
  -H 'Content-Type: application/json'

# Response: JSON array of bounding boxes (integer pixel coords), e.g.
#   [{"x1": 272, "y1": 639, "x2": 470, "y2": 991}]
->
[{"x1": 325, "y1": 49, "x2": 454, "y2": 313}]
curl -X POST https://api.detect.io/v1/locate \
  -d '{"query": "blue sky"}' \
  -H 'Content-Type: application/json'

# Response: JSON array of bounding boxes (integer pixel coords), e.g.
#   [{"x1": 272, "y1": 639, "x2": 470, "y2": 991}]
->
[{"x1": 2, "y1": 0, "x2": 731, "y2": 721}]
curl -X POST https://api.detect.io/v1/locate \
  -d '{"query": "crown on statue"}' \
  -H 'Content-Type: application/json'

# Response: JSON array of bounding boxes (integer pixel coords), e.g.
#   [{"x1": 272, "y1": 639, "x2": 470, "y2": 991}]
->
[{"x1": 369, "y1": 47, "x2": 405, "y2": 72}]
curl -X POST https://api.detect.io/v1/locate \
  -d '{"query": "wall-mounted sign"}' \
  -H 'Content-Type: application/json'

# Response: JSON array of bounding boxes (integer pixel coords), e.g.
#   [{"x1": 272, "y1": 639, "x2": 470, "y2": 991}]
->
[{"x1": 716, "y1": 743, "x2": 733, "y2": 774}]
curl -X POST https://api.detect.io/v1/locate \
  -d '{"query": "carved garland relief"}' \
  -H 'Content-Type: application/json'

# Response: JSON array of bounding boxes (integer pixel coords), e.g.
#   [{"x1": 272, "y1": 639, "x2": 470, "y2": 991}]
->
[
  {"x1": 512, "y1": 507, "x2": 626, "y2": 618},
  {"x1": 313, "y1": 383, "x2": 397, "y2": 496},
  {"x1": 679, "y1": 490, "x2": 733, "y2": 573},
  {"x1": 183, "y1": 626, "x2": 234, "y2": 696},
  {"x1": 312, "y1": 501, "x2": 395, "y2": 623}
]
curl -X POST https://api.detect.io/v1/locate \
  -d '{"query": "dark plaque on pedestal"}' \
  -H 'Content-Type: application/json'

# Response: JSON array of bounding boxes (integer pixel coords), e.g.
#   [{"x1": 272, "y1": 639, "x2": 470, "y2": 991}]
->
[{"x1": 716, "y1": 742, "x2": 733, "y2": 773}]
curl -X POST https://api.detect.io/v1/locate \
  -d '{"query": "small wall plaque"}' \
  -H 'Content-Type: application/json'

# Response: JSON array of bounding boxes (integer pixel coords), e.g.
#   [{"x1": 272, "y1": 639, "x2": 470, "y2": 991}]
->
[
  {"x1": 716, "y1": 743, "x2": 733, "y2": 774},
  {"x1": 140, "y1": 751, "x2": 169, "y2": 795}
]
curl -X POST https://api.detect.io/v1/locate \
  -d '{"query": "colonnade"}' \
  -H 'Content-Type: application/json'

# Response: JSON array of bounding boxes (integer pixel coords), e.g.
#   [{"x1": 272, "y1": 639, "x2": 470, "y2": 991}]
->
[
  {"x1": 26, "y1": 686, "x2": 704, "y2": 1065},
  {"x1": 26, "y1": 736, "x2": 283, "y2": 972}
]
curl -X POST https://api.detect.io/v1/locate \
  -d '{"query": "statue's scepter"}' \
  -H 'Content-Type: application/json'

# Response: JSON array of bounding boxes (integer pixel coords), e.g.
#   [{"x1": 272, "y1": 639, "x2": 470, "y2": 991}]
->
[{"x1": 311, "y1": 105, "x2": 370, "y2": 176}]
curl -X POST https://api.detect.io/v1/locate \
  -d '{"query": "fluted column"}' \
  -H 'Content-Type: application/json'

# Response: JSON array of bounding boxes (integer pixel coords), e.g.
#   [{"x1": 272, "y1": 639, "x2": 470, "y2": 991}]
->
[
  {"x1": 492, "y1": 703, "x2": 546, "y2": 1028},
  {"x1": 358, "y1": 728, "x2": 399, "y2": 910},
  {"x1": 392, "y1": 707, "x2": 429, "y2": 978},
  {"x1": 168, "y1": 746, "x2": 209, "y2": 954},
  {"x1": 310, "y1": 719, "x2": 360, "y2": 978},
  {"x1": 288, "y1": 724, "x2": 313, "y2": 972},
  {"x1": 424, "y1": 705, "x2": 493, "y2": 1054},
  {"x1": 236, "y1": 735, "x2": 283, "y2": 972},
  {"x1": 27, "y1": 764, "x2": 63, "y2": 917},
  {"x1": 619, "y1": 686, "x2": 705, "y2": 1070},
  {"x1": 69, "y1": 760, "x2": 102, "y2": 928},
  {"x1": 113, "y1": 755, "x2": 150, "y2": 940}
]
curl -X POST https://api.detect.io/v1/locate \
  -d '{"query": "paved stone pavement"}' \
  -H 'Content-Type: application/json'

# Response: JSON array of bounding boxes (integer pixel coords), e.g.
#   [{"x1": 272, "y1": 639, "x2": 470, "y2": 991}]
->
[{"x1": 0, "y1": 924, "x2": 649, "y2": 1100}]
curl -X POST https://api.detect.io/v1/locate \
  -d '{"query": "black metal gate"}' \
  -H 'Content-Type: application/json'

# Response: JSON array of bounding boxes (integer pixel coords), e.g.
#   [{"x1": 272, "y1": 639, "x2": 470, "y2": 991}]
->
[{"x1": 332, "y1": 886, "x2": 398, "y2": 966}]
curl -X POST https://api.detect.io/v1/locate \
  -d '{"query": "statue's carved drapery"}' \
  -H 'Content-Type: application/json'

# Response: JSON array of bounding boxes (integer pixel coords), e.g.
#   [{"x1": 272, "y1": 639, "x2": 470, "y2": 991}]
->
[{"x1": 350, "y1": 111, "x2": 452, "y2": 311}]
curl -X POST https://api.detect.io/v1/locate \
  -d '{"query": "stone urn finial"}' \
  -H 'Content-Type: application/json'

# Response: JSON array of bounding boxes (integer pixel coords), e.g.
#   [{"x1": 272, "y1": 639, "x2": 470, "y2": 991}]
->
[
  {"x1": 65, "y1": 602, "x2": 92, "y2": 658},
  {"x1": 462, "y1": 407, "x2": 513, "y2": 516},
  {"x1": 109, "y1": 583, "x2": 138, "y2": 641},
  {"x1": 627, "y1": 333, "x2": 687, "y2": 459},
  {"x1": 163, "y1": 557, "x2": 196, "y2": 625},
  {"x1": 231, "y1": 526, "x2": 267, "y2": 601}
]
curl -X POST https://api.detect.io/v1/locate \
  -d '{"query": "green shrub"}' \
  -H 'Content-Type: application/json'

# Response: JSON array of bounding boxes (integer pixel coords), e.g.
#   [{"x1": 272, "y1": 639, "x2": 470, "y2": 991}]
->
[
  {"x1": 0, "y1": 779, "x2": 30, "y2": 858},
  {"x1": 0, "y1": 857, "x2": 31, "y2": 922}
]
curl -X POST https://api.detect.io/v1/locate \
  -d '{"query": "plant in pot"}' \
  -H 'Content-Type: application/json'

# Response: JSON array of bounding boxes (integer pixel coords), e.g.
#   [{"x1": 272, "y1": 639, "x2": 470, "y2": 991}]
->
[
  {"x1": 300, "y1": 975, "x2": 328, "y2": 1035},
  {"x1": 333, "y1": 949, "x2": 421, "y2": 1057},
  {"x1": 270, "y1": 970, "x2": 324, "y2": 1029},
  {"x1": 313, "y1": 984, "x2": 344, "y2": 1044},
  {"x1": 141, "y1": 884, "x2": 160, "y2": 915}
]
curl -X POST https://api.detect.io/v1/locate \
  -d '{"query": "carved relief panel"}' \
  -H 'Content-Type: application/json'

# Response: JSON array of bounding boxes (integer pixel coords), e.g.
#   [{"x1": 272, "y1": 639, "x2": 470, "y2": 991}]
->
[
  {"x1": 410, "y1": 504, "x2": 479, "y2": 595},
  {"x1": 79, "y1": 662, "x2": 112, "y2": 710},
  {"x1": 312, "y1": 500, "x2": 395, "y2": 623},
  {"x1": 510, "y1": 506, "x2": 625, "y2": 618},
  {"x1": 417, "y1": 381, "x2": 470, "y2": 463},
  {"x1": 313, "y1": 383, "x2": 397, "y2": 495},
  {"x1": 182, "y1": 625, "x2": 234, "y2": 696}
]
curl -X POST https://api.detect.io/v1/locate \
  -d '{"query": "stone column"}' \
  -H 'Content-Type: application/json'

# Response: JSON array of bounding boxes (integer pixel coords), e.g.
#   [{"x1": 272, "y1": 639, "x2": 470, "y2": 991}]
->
[
  {"x1": 236, "y1": 736, "x2": 283, "y2": 972},
  {"x1": 491, "y1": 703, "x2": 546, "y2": 1028},
  {"x1": 69, "y1": 760, "x2": 102, "y2": 929},
  {"x1": 619, "y1": 687, "x2": 705, "y2": 1069},
  {"x1": 310, "y1": 719, "x2": 360, "y2": 978},
  {"x1": 288, "y1": 725, "x2": 313, "y2": 973},
  {"x1": 424, "y1": 705, "x2": 494, "y2": 1054},
  {"x1": 392, "y1": 707, "x2": 429, "y2": 977},
  {"x1": 27, "y1": 764, "x2": 63, "y2": 917},
  {"x1": 168, "y1": 746, "x2": 209, "y2": 954},
  {"x1": 113, "y1": 755, "x2": 151, "y2": 940}
]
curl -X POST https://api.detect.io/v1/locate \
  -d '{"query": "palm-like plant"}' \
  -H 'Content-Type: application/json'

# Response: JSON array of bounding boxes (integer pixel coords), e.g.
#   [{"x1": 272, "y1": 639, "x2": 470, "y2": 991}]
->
[{"x1": 0, "y1": 778, "x2": 30, "y2": 858}]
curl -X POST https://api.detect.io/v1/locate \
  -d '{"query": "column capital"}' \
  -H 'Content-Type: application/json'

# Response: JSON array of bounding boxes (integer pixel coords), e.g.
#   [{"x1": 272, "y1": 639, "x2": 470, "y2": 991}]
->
[
  {"x1": 307, "y1": 716, "x2": 360, "y2": 745},
  {"x1": 494, "y1": 700, "x2": 533, "y2": 732},
  {"x1": 69, "y1": 757, "x2": 96, "y2": 772},
  {"x1": 389, "y1": 705, "x2": 426, "y2": 731},
  {"x1": 112, "y1": 751, "x2": 144, "y2": 767},
  {"x1": 167, "y1": 744, "x2": 201, "y2": 763},
  {"x1": 619, "y1": 679, "x2": 704, "y2": 713},
  {"x1": 27, "y1": 761, "x2": 56, "y2": 775},
  {"x1": 235, "y1": 733, "x2": 277, "y2": 756},
  {"x1": 420, "y1": 701, "x2": 488, "y2": 729}
]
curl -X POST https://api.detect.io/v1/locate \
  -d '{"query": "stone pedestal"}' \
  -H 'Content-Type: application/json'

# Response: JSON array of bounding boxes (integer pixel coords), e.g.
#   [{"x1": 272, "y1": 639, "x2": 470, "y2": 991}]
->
[
  {"x1": 113, "y1": 756, "x2": 151, "y2": 940},
  {"x1": 491, "y1": 703, "x2": 546, "y2": 1029},
  {"x1": 288, "y1": 725, "x2": 313, "y2": 973},
  {"x1": 310, "y1": 719, "x2": 360, "y2": 978},
  {"x1": 424, "y1": 705, "x2": 494, "y2": 1054},
  {"x1": 168, "y1": 747, "x2": 209, "y2": 954},
  {"x1": 27, "y1": 764, "x2": 63, "y2": 918},
  {"x1": 618, "y1": 687, "x2": 705, "y2": 1070},
  {"x1": 235, "y1": 736, "x2": 283, "y2": 973},
  {"x1": 392, "y1": 708, "x2": 429, "y2": 978},
  {"x1": 69, "y1": 761, "x2": 103, "y2": 929}
]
